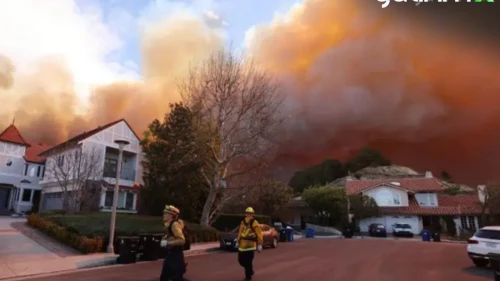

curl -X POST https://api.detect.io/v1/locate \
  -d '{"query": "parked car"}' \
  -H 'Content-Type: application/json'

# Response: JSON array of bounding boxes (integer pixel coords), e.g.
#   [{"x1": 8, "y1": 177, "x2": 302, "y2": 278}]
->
[
  {"x1": 219, "y1": 224, "x2": 279, "y2": 251},
  {"x1": 467, "y1": 226, "x2": 500, "y2": 267},
  {"x1": 368, "y1": 223, "x2": 387, "y2": 237},
  {"x1": 392, "y1": 223, "x2": 414, "y2": 237}
]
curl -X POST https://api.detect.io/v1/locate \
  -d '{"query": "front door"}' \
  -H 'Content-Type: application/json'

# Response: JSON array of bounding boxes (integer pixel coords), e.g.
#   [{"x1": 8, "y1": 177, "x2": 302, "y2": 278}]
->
[{"x1": 0, "y1": 187, "x2": 9, "y2": 211}]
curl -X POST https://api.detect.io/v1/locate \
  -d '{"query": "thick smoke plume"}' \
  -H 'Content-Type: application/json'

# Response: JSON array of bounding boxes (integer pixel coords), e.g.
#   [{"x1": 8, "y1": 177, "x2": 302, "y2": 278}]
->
[{"x1": 1, "y1": 0, "x2": 499, "y2": 184}]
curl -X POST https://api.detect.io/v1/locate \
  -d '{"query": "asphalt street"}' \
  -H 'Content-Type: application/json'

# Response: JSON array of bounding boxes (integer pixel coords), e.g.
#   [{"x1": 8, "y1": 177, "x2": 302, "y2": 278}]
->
[{"x1": 23, "y1": 238, "x2": 493, "y2": 281}]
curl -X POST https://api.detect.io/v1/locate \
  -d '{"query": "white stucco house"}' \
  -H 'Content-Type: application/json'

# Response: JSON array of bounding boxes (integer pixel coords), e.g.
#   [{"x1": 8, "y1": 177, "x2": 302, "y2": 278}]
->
[
  {"x1": 346, "y1": 172, "x2": 483, "y2": 236},
  {"x1": 39, "y1": 119, "x2": 144, "y2": 214},
  {"x1": 0, "y1": 123, "x2": 51, "y2": 214}
]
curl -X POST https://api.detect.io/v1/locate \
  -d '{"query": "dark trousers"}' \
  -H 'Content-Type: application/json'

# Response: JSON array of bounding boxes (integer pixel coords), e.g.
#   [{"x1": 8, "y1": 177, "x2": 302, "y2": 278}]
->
[
  {"x1": 160, "y1": 247, "x2": 185, "y2": 281},
  {"x1": 238, "y1": 250, "x2": 255, "y2": 279}
]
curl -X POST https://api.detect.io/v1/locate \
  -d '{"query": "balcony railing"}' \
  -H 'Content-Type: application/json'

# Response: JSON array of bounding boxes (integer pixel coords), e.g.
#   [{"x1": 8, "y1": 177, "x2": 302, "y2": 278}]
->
[{"x1": 103, "y1": 166, "x2": 136, "y2": 181}]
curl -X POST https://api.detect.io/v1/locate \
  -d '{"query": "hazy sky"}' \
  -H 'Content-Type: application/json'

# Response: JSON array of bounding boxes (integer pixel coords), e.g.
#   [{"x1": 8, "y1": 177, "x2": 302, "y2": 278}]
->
[{"x1": 0, "y1": 0, "x2": 299, "y2": 100}]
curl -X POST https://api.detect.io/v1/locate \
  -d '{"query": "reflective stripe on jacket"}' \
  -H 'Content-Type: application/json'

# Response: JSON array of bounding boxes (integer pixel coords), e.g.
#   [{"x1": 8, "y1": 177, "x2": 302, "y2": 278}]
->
[{"x1": 237, "y1": 218, "x2": 263, "y2": 251}]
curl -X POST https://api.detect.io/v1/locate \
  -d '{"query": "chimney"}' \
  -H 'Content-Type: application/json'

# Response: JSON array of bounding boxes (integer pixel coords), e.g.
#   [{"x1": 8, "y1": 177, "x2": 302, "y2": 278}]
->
[
  {"x1": 477, "y1": 185, "x2": 486, "y2": 203},
  {"x1": 425, "y1": 171, "x2": 433, "y2": 178}
]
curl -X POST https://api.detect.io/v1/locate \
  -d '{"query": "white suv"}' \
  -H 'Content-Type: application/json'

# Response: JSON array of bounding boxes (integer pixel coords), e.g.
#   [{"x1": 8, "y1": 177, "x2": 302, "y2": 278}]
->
[{"x1": 467, "y1": 226, "x2": 500, "y2": 267}]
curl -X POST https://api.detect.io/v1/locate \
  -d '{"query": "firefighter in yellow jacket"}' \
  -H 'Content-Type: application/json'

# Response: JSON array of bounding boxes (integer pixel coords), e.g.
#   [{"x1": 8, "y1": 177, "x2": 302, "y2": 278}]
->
[
  {"x1": 160, "y1": 205, "x2": 186, "y2": 281},
  {"x1": 237, "y1": 207, "x2": 263, "y2": 281}
]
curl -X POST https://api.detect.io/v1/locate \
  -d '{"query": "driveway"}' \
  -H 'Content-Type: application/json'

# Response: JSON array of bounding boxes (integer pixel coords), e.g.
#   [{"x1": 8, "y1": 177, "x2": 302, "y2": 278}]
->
[
  {"x1": 22, "y1": 239, "x2": 492, "y2": 281},
  {"x1": 0, "y1": 217, "x2": 60, "y2": 278}
]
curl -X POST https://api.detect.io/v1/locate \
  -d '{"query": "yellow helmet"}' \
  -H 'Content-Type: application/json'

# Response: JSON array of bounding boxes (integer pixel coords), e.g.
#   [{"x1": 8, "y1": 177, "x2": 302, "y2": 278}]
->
[
  {"x1": 163, "y1": 205, "x2": 180, "y2": 215},
  {"x1": 245, "y1": 207, "x2": 255, "y2": 214}
]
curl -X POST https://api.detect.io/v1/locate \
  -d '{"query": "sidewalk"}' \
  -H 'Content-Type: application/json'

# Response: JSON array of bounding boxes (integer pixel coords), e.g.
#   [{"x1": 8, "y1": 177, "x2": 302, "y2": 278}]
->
[
  {"x1": 0, "y1": 218, "x2": 220, "y2": 280},
  {"x1": 0, "y1": 242, "x2": 220, "y2": 280}
]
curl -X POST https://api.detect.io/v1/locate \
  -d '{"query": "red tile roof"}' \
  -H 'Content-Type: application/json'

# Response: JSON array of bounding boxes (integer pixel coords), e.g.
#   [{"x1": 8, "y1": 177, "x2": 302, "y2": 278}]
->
[
  {"x1": 379, "y1": 194, "x2": 482, "y2": 216},
  {"x1": 346, "y1": 177, "x2": 445, "y2": 195},
  {"x1": 24, "y1": 141, "x2": 52, "y2": 163},
  {"x1": 0, "y1": 124, "x2": 30, "y2": 146},
  {"x1": 40, "y1": 119, "x2": 140, "y2": 156}
]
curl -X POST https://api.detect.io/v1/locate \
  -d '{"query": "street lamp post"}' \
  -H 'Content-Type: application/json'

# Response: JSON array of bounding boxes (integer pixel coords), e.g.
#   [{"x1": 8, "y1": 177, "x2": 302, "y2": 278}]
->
[{"x1": 107, "y1": 139, "x2": 130, "y2": 253}]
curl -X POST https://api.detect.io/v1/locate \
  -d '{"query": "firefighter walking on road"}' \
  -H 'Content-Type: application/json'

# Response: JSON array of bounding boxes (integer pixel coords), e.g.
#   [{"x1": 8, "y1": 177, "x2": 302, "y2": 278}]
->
[
  {"x1": 237, "y1": 207, "x2": 263, "y2": 281},
  {"x1": 160, "y1": 205, "x2": 186, "y2": 281}
]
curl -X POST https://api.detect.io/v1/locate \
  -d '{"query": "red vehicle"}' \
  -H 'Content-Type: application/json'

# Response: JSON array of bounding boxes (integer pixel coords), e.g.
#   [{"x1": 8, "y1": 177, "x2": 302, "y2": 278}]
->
[{"x1": 219, "y1": 224, "x2": 279, "y2": 251}]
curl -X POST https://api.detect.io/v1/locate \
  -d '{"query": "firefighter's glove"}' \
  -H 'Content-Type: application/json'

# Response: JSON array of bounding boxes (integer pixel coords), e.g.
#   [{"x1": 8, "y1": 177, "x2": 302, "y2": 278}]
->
[
  {"x1": 160, "y1": 240, "x2": 168, "y2": 247},
  {"x1": 257, "y1": 245, "x2": 262, "y2": 252}
]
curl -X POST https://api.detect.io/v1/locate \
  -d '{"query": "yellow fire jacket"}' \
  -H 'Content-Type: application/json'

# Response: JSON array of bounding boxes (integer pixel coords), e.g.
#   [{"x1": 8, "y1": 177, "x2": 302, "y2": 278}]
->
[
  {"x1": 237, "y1": 218, "x2": 263, "y2": 251},
  {"x1": 163, "y1": 220, "x2": 186, "y2": 247}
]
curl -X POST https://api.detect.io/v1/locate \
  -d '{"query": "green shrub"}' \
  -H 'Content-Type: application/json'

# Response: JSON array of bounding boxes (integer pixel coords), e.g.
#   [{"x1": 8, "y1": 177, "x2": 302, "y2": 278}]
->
[
  {"x1": 31, "y1": 213, "x2": 219, "y2": 253},
  {"x1": 212, "y1": 214, "x2": 272, "y2": 232},
  {"x1": 27, "y1": 214, "x2": 103, "y2": 254}
]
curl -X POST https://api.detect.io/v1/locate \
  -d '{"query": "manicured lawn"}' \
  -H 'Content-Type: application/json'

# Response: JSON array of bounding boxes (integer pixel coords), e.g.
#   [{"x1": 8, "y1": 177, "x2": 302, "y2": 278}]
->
[{"x1": 42, "y1": 213, "x2": 216, "y2": 238}]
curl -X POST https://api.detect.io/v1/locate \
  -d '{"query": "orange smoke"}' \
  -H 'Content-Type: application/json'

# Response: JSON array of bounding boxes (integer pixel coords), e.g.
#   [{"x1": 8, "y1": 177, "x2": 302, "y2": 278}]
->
[
  {"x1": 0, "y1": 16, "x2": 223, "y2": 144},
  {"x1": 1, "y1": 0, "x2": 499, "y2": 185},
  {"x1": 249, "y1": 0, "x2": 500, "y2": 185}
]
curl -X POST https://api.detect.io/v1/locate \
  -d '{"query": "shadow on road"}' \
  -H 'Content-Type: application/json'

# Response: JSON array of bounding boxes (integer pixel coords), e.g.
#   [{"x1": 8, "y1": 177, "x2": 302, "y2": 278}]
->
[{"x1": 461, "y1": 266, "x2": 492, "y2": 278}]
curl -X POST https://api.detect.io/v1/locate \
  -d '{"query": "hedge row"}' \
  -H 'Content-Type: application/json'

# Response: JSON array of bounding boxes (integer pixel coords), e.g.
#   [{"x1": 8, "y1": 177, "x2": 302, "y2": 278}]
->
[
  {"x1": 30, "y1": 213, "x2": 220, "y2": 254},
  {"x1": 27, "y1": 214, "x2": 103, "y2": 253}
]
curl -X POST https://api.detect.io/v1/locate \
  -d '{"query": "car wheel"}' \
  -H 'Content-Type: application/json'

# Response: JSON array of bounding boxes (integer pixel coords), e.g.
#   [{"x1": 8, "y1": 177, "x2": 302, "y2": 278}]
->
[
  {"x1": 271, "y1": 237, "x2": 278, "y2": 248},
  {"x1": 472, "y1": 258, "x2": 489, "y2": 267}
]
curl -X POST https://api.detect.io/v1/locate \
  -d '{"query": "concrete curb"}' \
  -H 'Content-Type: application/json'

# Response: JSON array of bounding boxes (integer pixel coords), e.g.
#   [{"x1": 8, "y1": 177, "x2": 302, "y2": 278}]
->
[
  {"x1": 0, "y1": 247, "x2": 221, "y2": 281},
  {"x1": 76, "y1": 247, "x2": 221, "y2": 269},
  {"x1": 351, "y1": 236, "x2": 467, "y2": 244}
]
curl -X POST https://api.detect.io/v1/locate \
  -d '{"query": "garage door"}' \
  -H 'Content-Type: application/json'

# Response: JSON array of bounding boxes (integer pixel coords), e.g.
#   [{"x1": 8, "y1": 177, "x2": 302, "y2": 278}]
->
[
  {"x1": 42, "y1": 192, "x2": 63, "y2": 210},
  {"x1": 384, "y1": 216, "x2": 420, "y2": 234}
]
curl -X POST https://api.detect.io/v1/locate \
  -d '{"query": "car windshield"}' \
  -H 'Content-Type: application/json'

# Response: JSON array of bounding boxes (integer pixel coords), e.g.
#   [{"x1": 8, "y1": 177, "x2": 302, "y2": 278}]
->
[
  {"x1": 395, "y1": 224, "x2": 411, "y2": 229},
  {"x1": 230, "y1": 226, "x2": 239, "y2": 233},
  {"x1": 377, "y1": 225, "x2": 385, "y2": 229},
  {"x1": 475, "y1": 229, "x2": 500, "y2": 240}
]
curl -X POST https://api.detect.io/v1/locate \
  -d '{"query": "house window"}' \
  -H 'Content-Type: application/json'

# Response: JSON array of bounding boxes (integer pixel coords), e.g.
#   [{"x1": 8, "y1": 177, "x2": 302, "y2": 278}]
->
[
  {"x1": 23, "y1": 164, "x2": 29, "y2": 176},
  {"x1": 468, "y1": 216, "x2": 476, "y2": 231},
  {"x1": 57, "y1": 155, "x2": 65, "y2": 167},
  {"x1": 416, "y1": 193, "x2": 438, "y2": 207},
  {"x1": 104, "y1": 158, "x2": 118, "y2": 177},
  {"x1": 22, "y1": 189, "x2": 32, "y2": 202},
  {"x1": 460, "y1": 216, "x2": 469, "y2": 229},
  {"x1": 37, "y1": 166, "x2": 41, "y2": 177},
  {"x1": 375, "y1": 189, "x2": 402, "y2": 206},
  {"x1": 105, "y1": 191, "x2": 114, "y2": 207},
  {"x1": 41, "y1": 167, "x2": 45, "y2": 179},
  {"x1": 125, "y1": 192, "x2": 134, "y2": 209}
]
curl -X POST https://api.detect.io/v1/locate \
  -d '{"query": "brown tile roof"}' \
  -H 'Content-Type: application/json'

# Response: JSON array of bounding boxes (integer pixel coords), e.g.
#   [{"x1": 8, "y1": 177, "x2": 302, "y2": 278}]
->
[
  {"x1": 0, "y1": 124, "x2": 30, "y2": 146},
  {"x1": 379, "y1": 194, "x2": 482, "y2": 216},
  {"x1": 24, "y1": 141, "x2": 52, "y2": 163},
  {"x1": 346, "y1": 177, "x2": 445, "y2": 195},
  {"x1": 40, "y1": 119, "x2": 140, "y2": 156}
]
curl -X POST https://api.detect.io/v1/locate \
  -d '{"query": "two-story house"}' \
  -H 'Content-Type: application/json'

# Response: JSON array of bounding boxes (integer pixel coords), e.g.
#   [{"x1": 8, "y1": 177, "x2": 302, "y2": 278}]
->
[
  {"x1": 39, "y1": 119, "x2": 144, "y2": 214},
  {"x1": 0, "y1": 123, "x2": 51, "y2": 214},
  {"x1": 346, "y1": 172, "x2": 483, "y2": 236}
]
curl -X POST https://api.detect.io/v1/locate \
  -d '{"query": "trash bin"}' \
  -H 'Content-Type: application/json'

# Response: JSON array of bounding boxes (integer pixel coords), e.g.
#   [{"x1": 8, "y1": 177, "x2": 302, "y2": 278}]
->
[
  {"x1": 286, "y1": 229, "x2": 294, "y2": 242},
  {"x1": 421, "y1": 230, "x2": 431, "y2": 242},
  {"x1": 117, "y1": 236, "x2": 139, "y2": 264},
  {"x1": 431, "y1": 232, "x2": 441, "y2": 242},
  {"x1": 343, "y1": 226, "x2": 353, "y2": 238},
  {"x1": 279, "y1": 229, "x2": 287, "y2": 242},
  {"x1": 488, "y1": 253, "x2": 500, "y2": 281},
  {"x1": 140, "y1": 234, "x2": 162, "y2": 261},
  {"x1": 305, "y1": 228, "x2": 315, "y2": 238}
]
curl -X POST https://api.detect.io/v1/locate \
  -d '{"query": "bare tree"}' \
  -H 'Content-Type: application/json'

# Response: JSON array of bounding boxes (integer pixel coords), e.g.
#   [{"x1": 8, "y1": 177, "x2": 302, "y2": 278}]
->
[
  {"x1": 479, "y1": 183, "x2": 500, "y2": 225},
  {"x1": 46, "y1": 145, "x2": 104, "y2": 213},
  {"x1": 179, "y1": 49, "x2": 284, "y2": 226}
]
